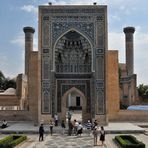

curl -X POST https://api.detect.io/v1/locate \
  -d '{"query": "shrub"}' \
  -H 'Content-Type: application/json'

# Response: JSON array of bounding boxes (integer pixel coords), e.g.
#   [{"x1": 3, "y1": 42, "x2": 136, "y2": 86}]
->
[
  {"x1": 0, "y1": 135, "x2": 13, "y2": 148},
  {"x1": 11, "y1": 135, "x2": 27, "y2": 147},
  {"x1": 114, "y1": 135, "x2": 145, "y2": 148},
  {"x1": 0, "y1": 135, "x2": 27, "y2": 148}
]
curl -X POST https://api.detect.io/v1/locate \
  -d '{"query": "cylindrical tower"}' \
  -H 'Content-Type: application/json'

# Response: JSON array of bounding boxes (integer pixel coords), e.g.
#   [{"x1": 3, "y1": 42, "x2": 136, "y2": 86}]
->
[
  {"x1": 23, "y1": 26, "x2": 35, "y2": 75},
  {"x1": 123, "y1": 27, "x2": 135, "y2": 76}
]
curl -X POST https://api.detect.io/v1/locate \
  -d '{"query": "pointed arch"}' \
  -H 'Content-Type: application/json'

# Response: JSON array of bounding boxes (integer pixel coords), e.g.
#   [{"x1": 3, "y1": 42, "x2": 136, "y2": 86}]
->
[
  {"x1": 53, "y1": 28, "x2": 93, "y2": 71},
  {"x1": 60, "y1": 87, "x2": 88, "y2": 122},
  {"x1": 62, "y1": 86, "x2": 85, "y2": 99}
]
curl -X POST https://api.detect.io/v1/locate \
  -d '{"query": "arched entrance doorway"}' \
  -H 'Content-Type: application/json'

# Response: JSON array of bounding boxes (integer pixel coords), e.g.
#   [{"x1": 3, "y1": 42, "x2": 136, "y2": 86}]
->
[
  {"x1": 61, "y1": 87, "x2": 88, "y2": 123},
  {"x1": 54, "y1": 29, "x2": 92, "y2": 123}
]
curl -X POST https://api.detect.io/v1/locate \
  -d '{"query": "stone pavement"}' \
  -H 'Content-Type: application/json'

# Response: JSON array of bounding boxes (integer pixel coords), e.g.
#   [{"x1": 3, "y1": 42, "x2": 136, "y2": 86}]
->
[
  {"x1": 0, "y1": 121, "x2": 148, "y2": 148},
  {"x1": 0, "y1": 122, "x2": 145, "y2": 134},
  {"x1": 12, "y1": 133, "x2": 148, "y2": 148}
]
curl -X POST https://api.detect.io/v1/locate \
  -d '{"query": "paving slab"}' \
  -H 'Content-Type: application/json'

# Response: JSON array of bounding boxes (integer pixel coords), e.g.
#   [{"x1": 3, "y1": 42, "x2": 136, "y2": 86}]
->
[{"x1": 105, "y1": 122, "x2": 145, "y2": 134}]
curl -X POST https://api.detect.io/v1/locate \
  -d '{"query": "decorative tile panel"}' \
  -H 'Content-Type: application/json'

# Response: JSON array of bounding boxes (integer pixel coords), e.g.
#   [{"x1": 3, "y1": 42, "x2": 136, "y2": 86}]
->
[
  {"x1": 42, "y1": 16, "x2": 50, "y2": 47},
  {"x1": 52, "y1": 22, "x2": 94, "y2": 43},
  {"x1": 41, "y1": 8, "x2": 105, "y2": 14},
  {"x1": 96, "y1": 79, "x2": 104, "y2": 90},
  {"x1": 42, "y1": 80, "x2": 51, "y2": 113},
  {"x1": 97, "y1": 89, "x2": 105, "y2": 114},
  {"x1": 96, "y1": 48, "x2": 104, "y2": 55}
]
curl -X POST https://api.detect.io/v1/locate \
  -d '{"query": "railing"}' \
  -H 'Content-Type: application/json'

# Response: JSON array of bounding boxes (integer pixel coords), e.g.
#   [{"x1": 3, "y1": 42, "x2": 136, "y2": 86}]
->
[{"x1": 56, "y1": 64, "x2": 91, "y2": 73}]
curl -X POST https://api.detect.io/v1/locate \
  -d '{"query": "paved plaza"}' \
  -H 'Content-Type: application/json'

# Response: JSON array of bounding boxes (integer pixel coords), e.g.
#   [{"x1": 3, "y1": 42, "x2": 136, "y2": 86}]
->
[
  {"x1": 14, "y1": 133, "x2": 120, "y2": 148},
  {"x1": 0, "y1": 133, "x2": 147, "y2": 148},
  {"x1": 0, "y1": 121, "x2": 145, "y2": 134},
  {"x1": 0, "y1": 121, "x2": 148, "y2": 148}
]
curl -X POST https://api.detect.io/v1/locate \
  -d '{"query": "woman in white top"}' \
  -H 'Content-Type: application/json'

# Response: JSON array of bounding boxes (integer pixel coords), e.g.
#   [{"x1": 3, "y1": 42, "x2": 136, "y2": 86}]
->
[
  {"x1": 92, "y1": 126, "x2": 99, "y2": 146},
  {"x1": 2, "y1": 119, "x2": 7, "y2": 128},
  {"x1": 77, "y1": 122, "x2": 83, "y2": 136}
]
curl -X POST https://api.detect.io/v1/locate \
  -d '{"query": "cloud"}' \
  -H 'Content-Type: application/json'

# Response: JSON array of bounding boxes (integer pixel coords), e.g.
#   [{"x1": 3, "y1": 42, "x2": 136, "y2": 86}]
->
[
  {"x1": 0, "y1": 54, "x2": 9, "y2": 68},
  {"x1": 10, "y1": 33, "x2": 38, "y2": 51},
  {"x1": 21, "y1": 5, "x2": 38, "y2": 14},
  {"x1": 0, "y1": 53, "x2": 11, "y2": 78},
  {"x1": 108, "y1": 32, "x2": 125, "y2": 63},
  {"x1": 10, "y1": 34, "x2": 24, "y2": 48},
  {"x1": 134, "y1": 32, "x2": 148, "y2": 84},
  {"x1": 110, "y1": 15, "x2": 121, "y2": 22}
]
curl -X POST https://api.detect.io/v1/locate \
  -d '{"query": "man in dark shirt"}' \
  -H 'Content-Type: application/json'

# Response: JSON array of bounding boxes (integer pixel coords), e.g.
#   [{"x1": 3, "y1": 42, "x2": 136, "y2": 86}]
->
[{"x1": 39, "y1": 124, "x2": 44, "y2": 141}]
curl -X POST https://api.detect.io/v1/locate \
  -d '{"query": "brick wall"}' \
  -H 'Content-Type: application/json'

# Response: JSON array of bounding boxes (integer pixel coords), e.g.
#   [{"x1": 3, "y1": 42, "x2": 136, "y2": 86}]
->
[
  {"x1": 107, "y1": 50, "x2": 120, "y2": 120},
  {"x1": 0, "y1": 110, "x2": 32, "y2": 121}
]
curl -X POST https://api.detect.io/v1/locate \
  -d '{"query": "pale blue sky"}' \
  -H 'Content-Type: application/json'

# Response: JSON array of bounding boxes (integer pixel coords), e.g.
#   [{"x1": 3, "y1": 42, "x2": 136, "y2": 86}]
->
[{"x1": 0, "y1": 0, "x2": 148, "y2": 85}]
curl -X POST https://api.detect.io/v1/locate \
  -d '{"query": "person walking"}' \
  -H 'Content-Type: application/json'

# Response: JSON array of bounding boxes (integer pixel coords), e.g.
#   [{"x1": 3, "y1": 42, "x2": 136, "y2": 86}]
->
[
  {"x1": 68, "y1": 120, "x2": 73, "y2": 136},
  {"x1": 54, "y1": 114, "x2": 58, "y2": 126},
  {"x1": 92, "y1": 120, "x2": 98, "y2": 129},
  {"x1": 73, "y1": 119, "x2": 79, "y2": 135},
  {"x1": 100, "y1": 126, "x2": 105, "y2": 146},
  {"x1": 39, "y1": 124, "x2": 44, "y2": 141},
  {"x1": 49, "y1": 120, "x2": 54, "y2": 136},
  {"x1": 77, "y1": 122, "x2": 83, "y2": 136},
  {"x1": 92, "y1": 126, "x2": 98, "y2": 146},
  {"x1": 67, "y1": 110, "x2": 72, "y2": 121},
  {"x1": 85, "y1": 120, "x2": 92, "y2": 135},
  {"x1": 61, "y1": 120, "x2": 66, "y2": 135}
]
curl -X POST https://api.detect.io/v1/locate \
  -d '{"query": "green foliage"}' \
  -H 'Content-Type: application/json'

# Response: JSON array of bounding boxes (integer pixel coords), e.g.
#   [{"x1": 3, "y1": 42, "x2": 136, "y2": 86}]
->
[
  {"x1": 0, "y1": 70, "x2": 16, "y2": 90},
  {"x1": 0, "y1": 135, "x2": 27, "y2": 148},
  {"x1": 10, "y1": 135, "x2": 27, "y2": 147},
  {"x1": 120, "y1": 103, "x2": 128, "y2": 109},
  {"x1": 0, "y1": 71, "x2": 5, "y2": 90},
  {"x1": 138, "y1": 84, "x2": 148, "y2": 97},
  {"x1": 0, "y1": 135, "x2": 13, "y2": 148},
  {"x1": 3, "y1": 79, "x2": 16, "y2": 90},
  {"x1": 114, "y1": 135, "x2": 145, "y2": 148}
]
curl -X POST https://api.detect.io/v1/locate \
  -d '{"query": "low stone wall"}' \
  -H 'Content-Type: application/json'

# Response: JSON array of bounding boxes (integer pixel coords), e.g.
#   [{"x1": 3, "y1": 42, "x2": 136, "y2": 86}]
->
[
  {"x1": 111, "y1": 110, "x2": 148, "y2": 122},
  {"x1": 0, "y1": 110, "x2": 33, "y2": 121},
  {"x1": 0, "y1": 95, "x2": 19, "y2": 106}
]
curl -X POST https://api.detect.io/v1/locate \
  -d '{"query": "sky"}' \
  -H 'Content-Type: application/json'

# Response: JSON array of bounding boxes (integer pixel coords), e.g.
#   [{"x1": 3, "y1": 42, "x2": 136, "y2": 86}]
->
[{"x1": 0, "y1": 0, "x2": 148, "y2": 85}]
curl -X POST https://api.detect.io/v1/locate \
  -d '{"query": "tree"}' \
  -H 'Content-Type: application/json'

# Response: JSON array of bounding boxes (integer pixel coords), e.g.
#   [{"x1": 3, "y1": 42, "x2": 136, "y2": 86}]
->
[
  {"x1": 3, "y1": 79, "x2": 16, "y2": 90},
  {"x1": 138, "y1": 84, "x2": 148, "y2": 97},
  {"x1": 0, "y1": 71, "x2": 5, "y2": 90},
  {"x1": 0, "y1": 71, "x2": 16, "y2": 90}
]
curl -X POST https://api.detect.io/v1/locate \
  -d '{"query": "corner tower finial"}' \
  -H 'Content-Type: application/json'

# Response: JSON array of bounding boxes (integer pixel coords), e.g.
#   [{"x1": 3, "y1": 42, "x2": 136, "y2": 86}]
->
[
  {"x1": 23, "y1": 26, "x2": 35, "y2": 34},
  {"x1": 123, "y1": 27, "x2": 135, "y2": 34}
]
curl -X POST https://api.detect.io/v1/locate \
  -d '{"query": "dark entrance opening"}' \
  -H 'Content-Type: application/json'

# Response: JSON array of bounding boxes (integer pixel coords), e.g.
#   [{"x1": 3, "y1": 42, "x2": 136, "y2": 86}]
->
[{"x1": 76, "y1": 96, "x2": 80, "y2": 106}]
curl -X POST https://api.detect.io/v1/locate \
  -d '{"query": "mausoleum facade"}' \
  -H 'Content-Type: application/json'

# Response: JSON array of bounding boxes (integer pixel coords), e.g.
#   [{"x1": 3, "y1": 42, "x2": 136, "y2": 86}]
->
[{"x1": 0, "y1": 4, "x2": 144, "y2": 124}]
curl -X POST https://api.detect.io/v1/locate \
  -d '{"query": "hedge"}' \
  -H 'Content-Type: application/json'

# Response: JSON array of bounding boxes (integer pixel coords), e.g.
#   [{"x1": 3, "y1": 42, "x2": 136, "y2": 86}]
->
[
  {"x1": 0, "y1": 135, "x2": 27, "y2": 148},
  {"x1": 114, "y1": 135, "x2": 145, "y2": 148}
]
